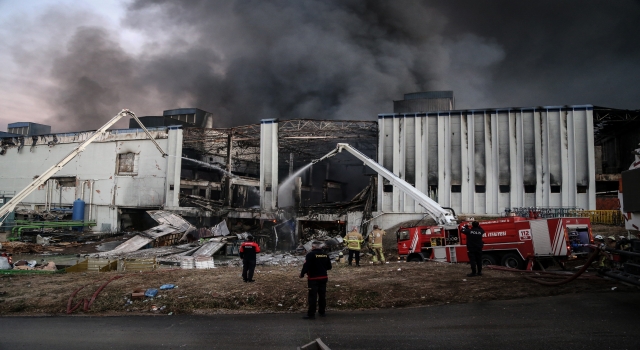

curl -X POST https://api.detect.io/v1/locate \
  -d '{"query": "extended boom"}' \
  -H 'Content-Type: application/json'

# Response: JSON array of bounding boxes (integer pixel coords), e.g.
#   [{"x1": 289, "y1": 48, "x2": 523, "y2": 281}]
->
[
  {"x1": 313, "y1": 143, "x2": 457, "y2": 225},
  {"x1": 0, "y1": 109, "x2": 167, "y2": 224}
]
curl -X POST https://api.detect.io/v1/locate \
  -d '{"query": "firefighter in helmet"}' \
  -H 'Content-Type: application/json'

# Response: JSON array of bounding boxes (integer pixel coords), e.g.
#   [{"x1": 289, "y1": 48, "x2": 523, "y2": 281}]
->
[
  {"x1": 344, "y1": 226, "x2": 364, "y2": 266},
  {"x1": 594, "y1": 235, "x2": 609, "y2": 268},
  {"x1": 368, "y1": 224, "x2": 386, "y2": 264},
  {"x1": 616, "y1": 236, "x2": 631, "y2": 251}
]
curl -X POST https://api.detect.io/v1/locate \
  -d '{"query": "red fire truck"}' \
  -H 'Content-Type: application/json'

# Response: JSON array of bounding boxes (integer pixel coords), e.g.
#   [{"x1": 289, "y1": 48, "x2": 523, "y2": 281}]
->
[
  {"x1": 397, "y1": 216, "x2": 593, "y2": 269},
  {"x1": 310, "y1": 144, "x2": 594, "y2": 270}
]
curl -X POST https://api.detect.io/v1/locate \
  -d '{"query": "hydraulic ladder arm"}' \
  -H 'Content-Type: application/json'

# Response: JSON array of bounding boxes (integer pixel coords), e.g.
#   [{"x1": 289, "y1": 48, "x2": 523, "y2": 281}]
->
[
  {"x1": 0, "y1": 109, "x2": 167, "y2": 224},
  {"x1": 313, "y1": 143, "x2": 457, "y2": 226}
]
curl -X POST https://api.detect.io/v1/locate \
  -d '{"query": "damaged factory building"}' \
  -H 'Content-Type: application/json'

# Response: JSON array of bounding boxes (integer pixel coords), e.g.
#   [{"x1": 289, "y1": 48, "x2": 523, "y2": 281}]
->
[{"x1": 0, "y1": 98, "x2": 606, "y2": 253}]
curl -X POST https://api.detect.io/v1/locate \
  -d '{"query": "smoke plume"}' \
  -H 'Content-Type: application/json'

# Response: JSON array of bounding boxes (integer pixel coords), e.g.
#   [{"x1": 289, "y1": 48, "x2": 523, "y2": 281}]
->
[{"x1": 3, "y1": 0, "x2": 640, "y2": 131}]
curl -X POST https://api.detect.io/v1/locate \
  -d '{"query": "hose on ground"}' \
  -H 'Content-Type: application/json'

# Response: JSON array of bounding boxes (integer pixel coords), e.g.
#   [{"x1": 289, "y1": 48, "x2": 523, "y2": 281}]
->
[
  {"x1": 66, "y1": 268, "x2": 181, "y2": 314},
  {"x1": 523, "y1": 246, "x2": 601, "y2": 286}
]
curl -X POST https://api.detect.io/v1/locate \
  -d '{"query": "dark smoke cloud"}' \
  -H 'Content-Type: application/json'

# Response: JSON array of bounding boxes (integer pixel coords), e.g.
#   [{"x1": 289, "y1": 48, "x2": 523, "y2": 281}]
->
[
  {"x1": 6, "y1": 1, "x2": 640, "y2": 131},
  {"x1": 50, "y1": 27, "x2": 136, "y2": 128}
]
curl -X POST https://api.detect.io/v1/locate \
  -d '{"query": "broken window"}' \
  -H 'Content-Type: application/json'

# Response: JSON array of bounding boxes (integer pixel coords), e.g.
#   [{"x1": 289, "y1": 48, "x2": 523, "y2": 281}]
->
[
  {"x1": 52, "y1": 176, "x2": 76, "y2": 187},
  {"x1": 117, "y1": 152, "x2": 137, "y2": 175}
]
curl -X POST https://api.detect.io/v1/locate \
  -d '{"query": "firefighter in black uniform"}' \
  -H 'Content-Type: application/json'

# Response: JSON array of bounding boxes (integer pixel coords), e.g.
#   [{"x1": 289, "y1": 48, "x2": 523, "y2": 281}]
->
[
  {"x1": 300, "y1": 241, "x2": 332, "y2": 319},
  {"x1": 461, "y1": 221, "x2": 485, "y2": 277},
  {"x1": 239, "y1": 235, "x2": 260, "y2": 282}
]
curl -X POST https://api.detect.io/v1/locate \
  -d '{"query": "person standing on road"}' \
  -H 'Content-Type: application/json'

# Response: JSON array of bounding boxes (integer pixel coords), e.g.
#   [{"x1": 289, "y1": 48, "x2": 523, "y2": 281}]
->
[
  {"x1": 344, "y1": 227, "x2": 364, "y2": 266},
  {"x1": 461, "y1": 221, "x2": 484, "y2": 277},
  {"x1": 239, "y1": 234, "x2": 260, "y2": 282},
  {"x1": 369, "y1": 225, "x2": 386, "y2": 264},
  {"x1": 300, "y1": 241, "x2": 332, "y2": 319}
]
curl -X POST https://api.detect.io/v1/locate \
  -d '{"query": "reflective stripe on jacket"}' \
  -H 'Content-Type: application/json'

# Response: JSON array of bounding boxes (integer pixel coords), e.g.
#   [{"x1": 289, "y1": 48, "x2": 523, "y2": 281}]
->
[{"x1": 344, "y1": 230, "x2": 363, "y2": 250}]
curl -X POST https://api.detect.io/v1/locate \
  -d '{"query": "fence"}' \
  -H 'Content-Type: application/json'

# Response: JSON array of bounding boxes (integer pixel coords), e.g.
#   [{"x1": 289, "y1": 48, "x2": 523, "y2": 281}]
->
[
  {"x1": 570, "y1": 210, "x2": 624, "y2": 226},
  {"x1": 506, "y1": 207, "x2": 624, "y2": 225}
]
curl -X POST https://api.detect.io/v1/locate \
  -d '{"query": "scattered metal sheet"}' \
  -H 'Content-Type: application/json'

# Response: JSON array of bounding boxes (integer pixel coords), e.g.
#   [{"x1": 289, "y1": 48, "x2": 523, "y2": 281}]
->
[
  {"x1": 148, "y1": 210, "x2": 193, "y2": 232},
  {"x1": 118, "y1": 246, "x2": 192, "y2": 259},
  {"x1": 194, "y1": 256, "x2": 215, "y2": 269},
  {"x1": 298, "y1": 338, "x2": 331, "y2": 350},
  {"x1": 99, "y1": 224, "x2": 180, "y2": 256},
  {"x1": 103, "y1": 235, "x2": 154, "y2": 256},
  {"x1": 211, "y1": 220, "x2": 230, "y2": 237},
  {"x1": 193, "y1": 241, "x2": 226, "y2": 257},
  {"x1": 139, "y1": 224, "x2": 180, "y2": 239}
]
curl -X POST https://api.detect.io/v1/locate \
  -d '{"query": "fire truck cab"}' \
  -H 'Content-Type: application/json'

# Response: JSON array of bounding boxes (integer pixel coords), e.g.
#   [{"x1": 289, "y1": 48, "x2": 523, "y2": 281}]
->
[{"x1": 397, "y1": 216, "x2": 592, "y2": 269}]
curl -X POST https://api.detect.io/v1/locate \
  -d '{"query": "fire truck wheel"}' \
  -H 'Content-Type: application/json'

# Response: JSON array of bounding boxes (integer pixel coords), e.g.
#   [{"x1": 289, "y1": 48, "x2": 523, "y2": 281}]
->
[
  {"x1": 501, "y1": 253, "x2": 525, "y2": 270},
  {"x1": 481, "y1": 254, "x2": 497, "y2": 266},
  {"x1": 407, "y1": 255, "x2": 422, "y2": 262}
]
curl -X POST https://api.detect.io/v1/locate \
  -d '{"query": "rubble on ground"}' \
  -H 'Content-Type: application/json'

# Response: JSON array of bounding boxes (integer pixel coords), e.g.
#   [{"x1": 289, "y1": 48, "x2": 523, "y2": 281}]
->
[{"x1": 1, "y1": 209, "x2": 353, "y2": 272}]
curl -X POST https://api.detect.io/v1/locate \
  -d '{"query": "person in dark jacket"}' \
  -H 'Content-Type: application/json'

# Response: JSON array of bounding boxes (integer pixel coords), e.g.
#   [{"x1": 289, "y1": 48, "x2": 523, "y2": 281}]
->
[
  {"x1": 300, "y1": 241, "x2": 332, "y2": 319},
  {"x1": 239, "y1": 235, "x2": 260, "y2": 282},
  {"x1": 461, "y1": 221, "x2": 485, "y2": 277}
]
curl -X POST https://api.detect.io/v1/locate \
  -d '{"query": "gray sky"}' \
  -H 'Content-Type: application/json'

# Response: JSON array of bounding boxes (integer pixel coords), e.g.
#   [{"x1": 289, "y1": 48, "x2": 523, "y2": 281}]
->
[{"x1": 1, "y1": 0, "x2": 639, "y2": 132}]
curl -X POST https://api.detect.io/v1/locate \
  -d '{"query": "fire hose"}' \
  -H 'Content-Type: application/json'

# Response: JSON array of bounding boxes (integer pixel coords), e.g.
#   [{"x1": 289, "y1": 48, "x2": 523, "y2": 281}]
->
[
  {"x1": 67, "y1": 275, "x2": 124, "y2": 314},
  {"x1": 66, "y1": 268, "x2": 181, "y2": 314},
  {"x1": 523, "y1": 245, "x2": 601, "y2": 286},
  {"x1": 484, "y1": 245, "x2": 602, "y2": 286}
]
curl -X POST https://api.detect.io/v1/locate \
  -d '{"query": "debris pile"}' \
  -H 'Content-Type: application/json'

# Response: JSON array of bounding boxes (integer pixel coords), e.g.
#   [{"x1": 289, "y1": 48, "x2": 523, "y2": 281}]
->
[
  {"x1": 2, "y1": 208, "x2": 351, "y2": 273},
  {"x1": 1, "y1": 242, "x2": 45, "y2": 254},
  {"x1": 179, "y1": 194, "x2": 223, "y2": 212},
  {"x1": 298, "y1": 227, "x2": 344, "y2": 252}
]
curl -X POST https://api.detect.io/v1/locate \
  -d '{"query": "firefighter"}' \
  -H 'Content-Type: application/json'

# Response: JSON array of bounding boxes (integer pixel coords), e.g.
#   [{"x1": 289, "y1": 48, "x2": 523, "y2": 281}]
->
[
  {"x1": 461, "y1": 221, "x2": 484, "y2": 277},
  {"x1": 300, "y1": 241, "x2": 332, "y2": 319},
  {"x1": 617, "y1": 236, "x2": 631, "y2": 251},
  {"x1": 344, "y1": 226, "x2": 364, "y2": 266},
  {"x1": 239, "y1": 234, "x2": 260, "y2": 282},
  {"x1": 594, "y1": 235, "x2": 608, "y2": 268},
  {"x1": 369, "y1": 225, "x2": 386, "y2": 264}
]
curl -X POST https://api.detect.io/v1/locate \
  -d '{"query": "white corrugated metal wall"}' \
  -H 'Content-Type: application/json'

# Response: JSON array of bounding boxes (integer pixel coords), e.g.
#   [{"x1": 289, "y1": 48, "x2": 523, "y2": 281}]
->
[{"x1": 378, "y1": 105, "x2": 596, "y2": 215}]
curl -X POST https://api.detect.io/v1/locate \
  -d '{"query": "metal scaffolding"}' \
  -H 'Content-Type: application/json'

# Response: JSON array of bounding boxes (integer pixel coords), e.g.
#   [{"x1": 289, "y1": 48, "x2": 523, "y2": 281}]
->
[{"x1": 182, "y1": 119, "x2": 378, "y2": 172}]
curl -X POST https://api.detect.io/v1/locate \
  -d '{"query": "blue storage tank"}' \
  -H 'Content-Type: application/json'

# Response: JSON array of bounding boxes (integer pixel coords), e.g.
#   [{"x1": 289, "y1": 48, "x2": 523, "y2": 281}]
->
[{"x1": 72, "y1": 198, "x2": 85, "y2": 231}]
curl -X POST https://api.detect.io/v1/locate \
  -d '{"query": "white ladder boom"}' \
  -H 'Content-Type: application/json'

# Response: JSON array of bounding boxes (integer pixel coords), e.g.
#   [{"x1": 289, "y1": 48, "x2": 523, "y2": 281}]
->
[
  {"x1": 313, "y1": 143, "x2": 457, "y2": 225},
  {"x1": 0, "y1": 109, "x2": 167, "y2": 224}
]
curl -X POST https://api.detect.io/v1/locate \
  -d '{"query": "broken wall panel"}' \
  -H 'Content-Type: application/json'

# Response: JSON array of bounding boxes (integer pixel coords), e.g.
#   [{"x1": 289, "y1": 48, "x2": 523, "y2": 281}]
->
[
  {"x1": 0, "y1": 128, "x2": 177, "y2": 232},
  {"x1": 377, "y1": 106, "x2": 596, "y2": 215}
]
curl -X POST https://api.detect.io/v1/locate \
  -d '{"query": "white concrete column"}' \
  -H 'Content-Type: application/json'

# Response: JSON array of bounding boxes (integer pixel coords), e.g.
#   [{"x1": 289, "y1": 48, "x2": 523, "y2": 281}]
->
[
  {"x1": 567, "y1": 111, "x2": 577, "y2": 207},
  {"x1": 508, "y1": 111, "x2": 519, "y2": 208},
  {"x1": 260, "y1": 119, "x2": 278, "y2": 210},
  {"x1": 542, "y1": 109, "x2": 550, "y2": 207},
  {"x1": 392, "y1": 117, "x2": 401, "y2": 212},
  {"x1": 377, "y1": 117, "x2": 385, "y2": 213},
  {"x1": 516, "y1": 111, "x2": 525, "y2": 207},
  {"x1": 164, "y1": 127, "x2": 183, "y2": 208},
  {"x1": 533, "y1": 110, "x2": 543, "y2": 206},
  {"x1": 560, "y1": 109, "x2": 570, "y2": 206},
  {"x1": 461, "y1": 113, "x2": 470, "y2": 214},
  {"x1": 438, "y1": 114, "x2": 451, "y2": 207},
  {"x1": 489, "y1": 111, "x2": 499, "y2": 214},
  {"x1": 586, "y1": 108, "x2": 596, "y2": 209}
]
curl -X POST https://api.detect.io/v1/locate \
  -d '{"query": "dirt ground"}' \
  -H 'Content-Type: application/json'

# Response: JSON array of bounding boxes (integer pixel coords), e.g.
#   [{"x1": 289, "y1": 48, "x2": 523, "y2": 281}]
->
[{"x1": 0, "y1": 224, "x2": 636, "y2": 316}]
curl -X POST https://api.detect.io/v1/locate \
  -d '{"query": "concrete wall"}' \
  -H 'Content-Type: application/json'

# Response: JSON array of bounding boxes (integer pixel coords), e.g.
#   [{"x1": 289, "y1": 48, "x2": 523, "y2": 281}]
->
[
  {"x1": 378, "y1": 105, "x2": 596, "y2": 216},
  {"x1": 0, "y1": 127, "x2": 182, "y2": 232},
  {"x1": 260, "y1": 119, "x2": 278, "y2": 210}
]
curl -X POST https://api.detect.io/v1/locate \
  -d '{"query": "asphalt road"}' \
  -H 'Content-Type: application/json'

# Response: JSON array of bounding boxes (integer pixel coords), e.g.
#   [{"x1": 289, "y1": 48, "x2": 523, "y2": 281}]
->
[{"x1": 1, "y1": 292, "x2": 638, "y2": 350}]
